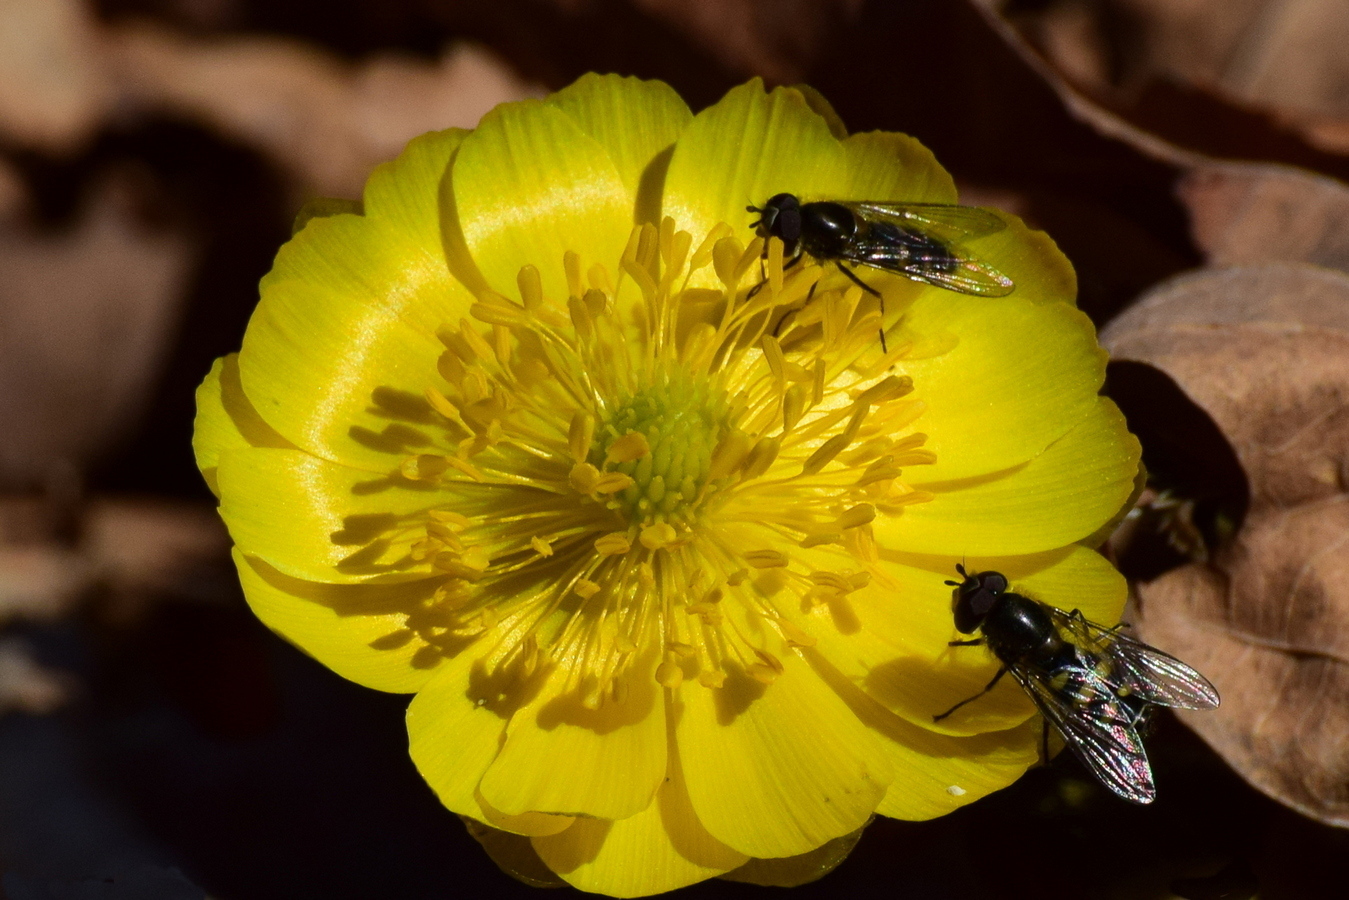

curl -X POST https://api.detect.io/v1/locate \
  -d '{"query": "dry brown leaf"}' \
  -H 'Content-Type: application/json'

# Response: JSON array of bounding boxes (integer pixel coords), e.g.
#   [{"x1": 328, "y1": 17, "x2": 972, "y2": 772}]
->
[
  {"x1": 1179, "y1": 162, "x2": 1349, "y2": 273},
  {"x1": 0, "y1": 175, "x2": 194, "y2": 488},
  {"x1": 624, "y1": 0, "x2": 864, "y2": 82},
  {"x1": 0, "y1": 0, "x2": 110, "y2": 152},
  {"x1": 107, "y1": 25, "x2": 543, "y2": 197},
  {"x1": 1101, "y1": 263, "x2": 1349, "y2": 824},
  {"x1": 1002, "y1": 0, "x2": 1349, "y2": 156}
]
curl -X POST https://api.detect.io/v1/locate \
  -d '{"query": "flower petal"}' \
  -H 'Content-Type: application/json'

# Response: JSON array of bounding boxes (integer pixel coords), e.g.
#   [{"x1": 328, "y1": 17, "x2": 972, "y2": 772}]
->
[
  {"x1": 407, "y1": 643, "x2": 577, "y2": 837},
  {"x1": 193, "y1": 354, "x2": 294, "y2": 496},
  {"x1": 876, "y1": 397, "x2": 1141, "y2": 555},
  {"x1": 676, "y1": 649, "x2": 890, "y2": 858},
  {"x1": 533, "y1": 734, "x2": 746, "y2": 897},
  {"x1": 241, "y1": 130, "x2": 470, "y2": 472},
  {"x1": 477, "y1": 651, "x2": 667, "y2": 821},
  {"x1": 233, "y1": 550, "x2": 441, "y2": 692},
  {"x1": 216, "y1": 447, "x2": 440, "y2": 584},
  {"x1": 448, "y1": 99, "x2": 635, "y2": 305},
  {"x1": 719, "y1": 823, "x2": 865, "y2": 887},
  {"x1": 663, "y1": 81, "x2": 849, "y2": 272},
  {"x1": 546, "y1": 73, "x2": 692, "y2": 221},
  {"x1": 793, "y1": 543, "x2": 1126, "y2": 734},
  {"x1": 897, "y1": 292, "x2": 1107, "y2": 482},
  {"x1": 840, "y1": 131, "x2": 957, "y2": 204}
]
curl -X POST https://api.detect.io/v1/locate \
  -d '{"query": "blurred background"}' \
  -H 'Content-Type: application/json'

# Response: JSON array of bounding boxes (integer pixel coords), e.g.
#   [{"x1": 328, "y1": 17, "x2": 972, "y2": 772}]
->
[{"x1": 3, "y1": 1, "x2": 1348, "y2": 897}]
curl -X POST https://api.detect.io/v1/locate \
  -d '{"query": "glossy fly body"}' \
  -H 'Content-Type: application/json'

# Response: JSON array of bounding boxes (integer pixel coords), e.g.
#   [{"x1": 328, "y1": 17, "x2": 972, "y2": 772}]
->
[
  {"x1": 746, "y1": 193, "x2": 1015, "y2": 299},
  {"x1": 934, "y1": 564, "x2": 1219, "y2": 804}
]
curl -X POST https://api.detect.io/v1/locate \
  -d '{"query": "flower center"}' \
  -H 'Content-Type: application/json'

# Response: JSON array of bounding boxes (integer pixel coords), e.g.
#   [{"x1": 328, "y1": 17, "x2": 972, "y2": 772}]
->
[
  {"x1": 379, "y1": 218, "x2": 940, "y2": 703},
  {"x1": 599, "y1": 368, "x2": 730, "y2": 526}
]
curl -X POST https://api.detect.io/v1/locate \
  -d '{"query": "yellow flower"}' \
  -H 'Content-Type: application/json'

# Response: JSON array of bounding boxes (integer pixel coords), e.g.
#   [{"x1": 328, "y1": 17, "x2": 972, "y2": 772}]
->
[{"x1": 194, "y1": 75, "x2": 1139, "y2": 896}]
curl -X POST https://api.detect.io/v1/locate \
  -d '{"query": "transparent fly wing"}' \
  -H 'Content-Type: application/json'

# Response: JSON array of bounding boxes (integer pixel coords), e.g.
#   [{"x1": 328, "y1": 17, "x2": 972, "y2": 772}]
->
[
  {"x1": 849, "y1": 202, "x2": 1009, "y2": 243},
  {"x1": 1009, "y1": 662, "x2": 1157, "y2": 804},
  {"x1": 1047, "y1": 608, "x2": 1221, "y2": 711},
  {"x1": 843, "y1": 238, "x2": 1015, "y2": 297}
]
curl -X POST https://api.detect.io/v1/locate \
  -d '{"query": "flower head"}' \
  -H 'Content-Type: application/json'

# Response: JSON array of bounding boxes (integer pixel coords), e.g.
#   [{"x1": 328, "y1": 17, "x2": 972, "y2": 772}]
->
[{"x1": 195, "y1": 75, "x2": 1139, "y2": 896}]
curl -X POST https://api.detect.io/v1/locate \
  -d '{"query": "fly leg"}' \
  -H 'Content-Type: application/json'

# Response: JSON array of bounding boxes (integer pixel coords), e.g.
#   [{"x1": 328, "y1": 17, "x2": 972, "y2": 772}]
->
[
  {"x1": 747, "y1": 247, "x2": 805, "y2": 299},
  {"x1": 933, "y1": 663, "x2": 1007, "y2": 722},
  {"x1": 773, "y1": 279, "x2": 818, "y2": 337},
  {"x1": 835, "y1": 262, "x2": 887, "y2": 352}
]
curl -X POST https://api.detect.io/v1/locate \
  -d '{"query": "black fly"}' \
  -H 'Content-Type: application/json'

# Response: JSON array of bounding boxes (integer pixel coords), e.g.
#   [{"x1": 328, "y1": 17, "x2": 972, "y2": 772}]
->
[
  {"x1": 935, "y1": 564, "x2": 1219, "y2": 804},
  {"x1": 746, "y1": 193, "x2": 1015, "y2": 299}
]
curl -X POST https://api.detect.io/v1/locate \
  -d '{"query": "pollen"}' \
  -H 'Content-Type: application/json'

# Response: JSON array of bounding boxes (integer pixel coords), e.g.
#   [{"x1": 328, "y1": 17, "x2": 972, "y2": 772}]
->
[{"x1": 385, "y1": 218, "x2": 939, "y2": 698}]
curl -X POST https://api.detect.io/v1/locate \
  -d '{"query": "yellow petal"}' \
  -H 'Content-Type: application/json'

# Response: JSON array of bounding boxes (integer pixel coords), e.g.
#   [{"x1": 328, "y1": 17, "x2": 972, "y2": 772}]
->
[
  {"x1": 448, "y1": 98, "x2": 634, "y2": 306},
  {"x1": 676, "y1": 650, "x2": 890, "y2": 858},
  {"x1": 546, "y1": 73, "x2": 692, "y2": 221},
  {"x1": 407, "y1": 644, "x2": 577, "y2": 836},
  {"x1": 233, "y1": 550, "x2": 441, "y2": 692},
  {"x1": 897, "y1": 292, "x2": 1107, "y2": 482},
  {"x1": 478, "y1": 651, "x2": 667, "y2": 821},
  {"x1": 805, "y1": 650, "x2": 1041, "y2": 819},
  {"x1": 533, "y1": 732, "x2": 746, "y2": 897},
  {"x1": 663, "y1": 80, "x2": 849, "y2": 284},
  {"x1": 840, "y1": 130, "x2": 957, "y2": 204},
  {"x1": 216, "y1": 447, "x2": 439, "y2": 584},
  {"x1": 193, "y1": 354, "x2": 295, "y2": 496},
  {"x1": 719, "y1": 823, "x2": 866, "y2": 887},
  {"x1": 795, "y1": 543, "x2": 1126, "y2": 734},
  {"x1": 242, "y1": 130, "x2": 469, "y2": 472},
  {"x1": 877, "y1": 398, "x2": 1141, "y2": 555}
]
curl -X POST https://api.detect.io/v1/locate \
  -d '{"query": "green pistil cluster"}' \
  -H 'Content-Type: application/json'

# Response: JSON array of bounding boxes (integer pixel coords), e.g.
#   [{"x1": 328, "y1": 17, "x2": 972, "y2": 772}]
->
[{"x1": 600, "y1": 373, "x2": 732, "y2": 525}]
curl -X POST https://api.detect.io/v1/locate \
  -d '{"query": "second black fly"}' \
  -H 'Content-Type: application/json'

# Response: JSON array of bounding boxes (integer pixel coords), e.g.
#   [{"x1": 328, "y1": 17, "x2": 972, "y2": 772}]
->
[{"x1": 934, "y1": 564, "x2": 1219, "y2": 804}]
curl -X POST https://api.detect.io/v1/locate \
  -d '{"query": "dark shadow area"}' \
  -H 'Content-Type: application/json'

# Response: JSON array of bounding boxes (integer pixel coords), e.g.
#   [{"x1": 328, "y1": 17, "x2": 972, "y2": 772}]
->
[{"x1": 1103, "y1": 360, "x2": 1250, "y2": 581}]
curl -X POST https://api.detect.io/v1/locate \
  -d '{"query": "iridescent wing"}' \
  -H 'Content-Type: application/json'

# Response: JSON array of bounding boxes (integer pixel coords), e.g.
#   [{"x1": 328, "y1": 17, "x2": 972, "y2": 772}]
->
[
  {"x1": 849, "y1": 202, "x2": 1009, "y2": 243},
  {"x1": 1047, "y1": 608, "x2": 1221, "y2": 711},
  {"x1": 837, "y1": 202, "x2": 1015, "y2": 297},
  {"x1": 1007, "y1": 658, "x2": 1158, "y2": 804}
]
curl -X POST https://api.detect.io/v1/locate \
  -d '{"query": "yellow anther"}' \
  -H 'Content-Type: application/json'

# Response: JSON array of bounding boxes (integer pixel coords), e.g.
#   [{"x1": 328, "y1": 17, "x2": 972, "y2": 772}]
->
[
  {"x1": 712, "y1": 236, "x2": 745, "y2": 289},
  {"x1": 726, "y1": 569, "x2": 748, "y2": 587},
  {"x1": 530, "y1": 536, "x2": 553, "y2": 557},
  {"x1": 588, "y1": 263, "x2": 615, "y2": 296},
  {"x1": 802, "y1": 433, "x2": 849, "y2": 476},
  {"x1": 594, "y1": 533, "x2": 632, "y2": 556},
  {"x1": 639, "y1": 522, "x2": 679, "y2": 551},
  {"x1": 615, "y1": 633, "x2": 637, "y2": 653},
  {"x1": 812, "y1": 358, "x2": 826, "y2": 406},
  {"x1": 569, "y1": 462, "x2": 601, "y2": 494},
  {"x1": 656, "y1": 657, "x2": 684, "y2": 689},
  {"x1": 743, "y1": 549, "x2": 789, "y2": 569},
  {"x1": 428, "y1": 509, "x2": 471, "y2": 529},
  {"x1": 748, "y1": 663, "x2": 780, "y2": 684},
  {"x1": 595, "y1": 471, "x2": 636, "y2": 494},
  {"x1": 707, "y1": 430, "x2": 752, "y2": 481},
  {"x1": 776, "y1": 618, "x2": 817, "y2": 648},
  {"x1": 424, "y1": 388, "x2": 463, "y2": 424},
  {"x1": 569, "y1": 412, "x2": 595, "y2": 463},
  {"x1": 853, "y1": 374, "x2": 914, "y2": 408},
  {"x1": 766, "y1": 236, "x2": 785, "y2": 295},
  {"x1": 568, "y1": 296, "x2": 594, "y2": 341},
  {"x1": 836, "y1": 503, "x2": 876, "y2": 530},
  {"x1": 400, "y1": 454, "x2": 449, "y2": 482},
  {"x1": 689, "y1": 222, "x2": 732, "y2": 273},
  {"x1": 574, "y1": 579, "x2": 601, "y2": 599},
  {"x1": 471, "y1": 299, "x2": 527, "y2": 327},
  {"x1": 458, "y1": 318, "x2": 495, "y2": 360},
  {"x1": 517, "y1": 264, "x2": 544, "y2": 311},
  {"x1": 669, "y1": 641, "x2": 695, "y2": 659},
  {"x1": 479, "y1": 607, "x2": 499, "y2": 630},
  {"x1": 741, "y1": 437, "x2": 780, "y2": 480},
  {"x1": 583, "y1": 287, "x2": 606, "y2": 318},
  {"x1": 698, "y1": 669, "x2": 727, "y2": 688},
  {"x1": 761, "y1": 335, "x2": 785, "y2": 381},
  {"x1": 606, "y1": 431, "x2": 650, "y2": 464},
  {"x1": 564, "y1": 250, "x2": 583, "y2": 299},
  {"x1": 783, "y1": 383, "x2": 809, "y2": 433},
  {"x1": 433, "y1": 580, "x2": 473, "y2": 608},
  {"x1": 799, "y1": 531, "x2": 841, "y2": 548}
]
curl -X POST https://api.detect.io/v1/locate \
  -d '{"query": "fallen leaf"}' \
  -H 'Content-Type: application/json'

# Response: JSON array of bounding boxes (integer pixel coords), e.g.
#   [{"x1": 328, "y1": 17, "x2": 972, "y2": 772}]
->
[
  {"x1": 0, "y1": 0, "x2": 110, "y2": 152},
  {"x1": 1178, "y1": 162, "x2": 1349, "y2": 273},
  {"x1": 0, "y1": 174, "x2": 193, "y2": 488},
  {"x1": 1101, "y1": 262, "x2": 1349, "y2": 825}
]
